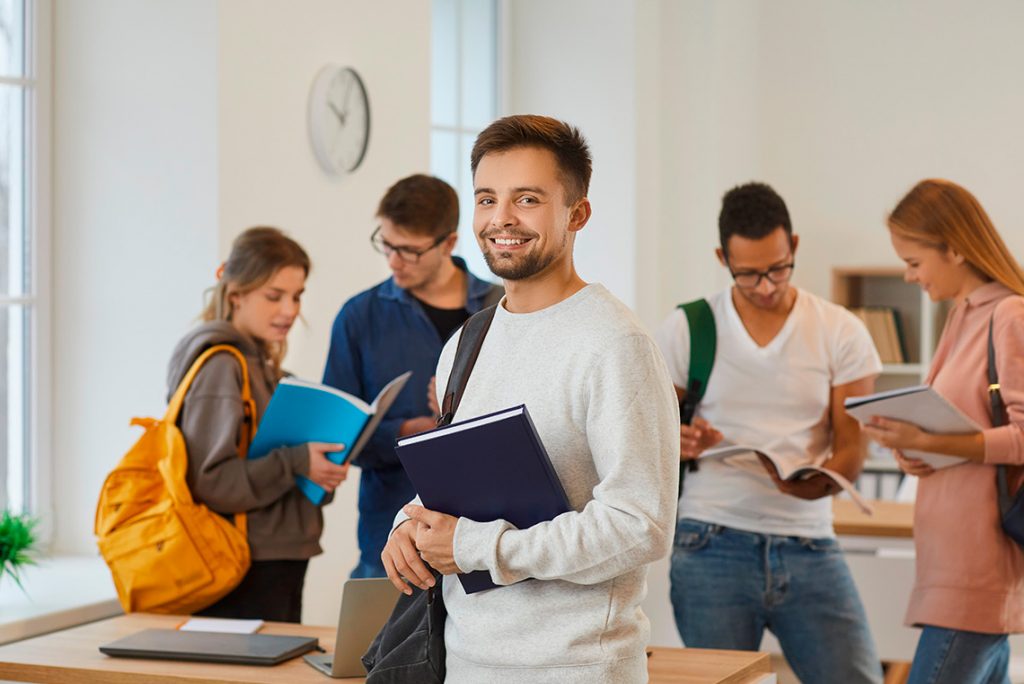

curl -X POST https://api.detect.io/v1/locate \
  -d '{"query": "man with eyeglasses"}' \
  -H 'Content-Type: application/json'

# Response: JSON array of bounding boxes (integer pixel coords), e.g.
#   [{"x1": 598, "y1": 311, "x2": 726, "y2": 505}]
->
[
  {"x1": 323, "y1": 174, "x2": 501, "y2": 579},
  {"x1": 654, "y1": 182, "x2": 884, "y2": 683}
]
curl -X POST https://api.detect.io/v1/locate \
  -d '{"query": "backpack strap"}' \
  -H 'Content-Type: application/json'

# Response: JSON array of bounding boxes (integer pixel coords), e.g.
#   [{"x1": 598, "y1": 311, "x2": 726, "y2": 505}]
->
[
  {"x1": 438, "y1": 305, "x2": 498, "y2": 427},
  {"x1": 675, "y1": 299, "x2": 716, "y2": 490},
  {"x1": 677, "y1": 299, "x2": 716, "y2": 425},
  {"x1": 482, "y1": 284, "x2": 505, "y2": 310},
  {"x1": 989, "y1": 316, "x2": 1014, "y2": 516},
  {"x1": 160, "y1": 344, "x2": 255, "y2": 536}
]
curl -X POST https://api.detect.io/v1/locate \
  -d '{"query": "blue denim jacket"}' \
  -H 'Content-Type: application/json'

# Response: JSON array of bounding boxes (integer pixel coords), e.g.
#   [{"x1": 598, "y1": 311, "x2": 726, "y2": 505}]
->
[{"x1": 322, "y1": 257, "x2": 499, "y2": 575}]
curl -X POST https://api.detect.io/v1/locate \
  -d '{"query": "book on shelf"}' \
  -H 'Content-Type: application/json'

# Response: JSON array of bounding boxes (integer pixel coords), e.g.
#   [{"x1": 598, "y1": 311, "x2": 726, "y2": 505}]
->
[
  {"x1": 844, "y1": 385, "x2": 976, "y2": 469},
  {"x1": 395, "y1": 404, "x2": 571, "y2": 594},
  {"x1": 700, "y1": 442, "x2": 874, "y2": 514},
  {"x1": 849, "y1": 306, "x2": 906, "y2": 364},
  {"x1": 248, "y1": 372, "x2": 412, "y2": 505}
]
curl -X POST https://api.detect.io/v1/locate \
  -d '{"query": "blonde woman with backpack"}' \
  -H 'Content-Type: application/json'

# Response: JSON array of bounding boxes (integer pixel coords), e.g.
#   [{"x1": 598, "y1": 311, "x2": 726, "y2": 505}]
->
[
  {"x1": 864, "y1": 180, "x2": 1024, "y2": 684},
  {"x1": 166, "y1": 226, "x2": 349, "y2": 622}
]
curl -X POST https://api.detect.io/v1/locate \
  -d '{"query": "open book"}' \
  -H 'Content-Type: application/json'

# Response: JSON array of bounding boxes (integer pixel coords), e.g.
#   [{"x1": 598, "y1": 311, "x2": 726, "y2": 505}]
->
[
  {"x1": 844, "y1": 385, "x2": 978, "y2": 470},
  {"x1": 249, "y1": 372, "x2": 411, "y2": 504},
  {"x1": 701, "y1": 442, "x2": 874, "y2": 514}
]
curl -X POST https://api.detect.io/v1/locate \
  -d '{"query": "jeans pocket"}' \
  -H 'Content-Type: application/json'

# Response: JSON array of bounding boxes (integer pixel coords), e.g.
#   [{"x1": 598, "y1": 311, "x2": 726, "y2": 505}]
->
[
  {"x1": 799, "y1": 536, "x2": 840, "y2": 553},
  {"x1": 674, "y1": 519, "x2": 716, "y2": 552}
]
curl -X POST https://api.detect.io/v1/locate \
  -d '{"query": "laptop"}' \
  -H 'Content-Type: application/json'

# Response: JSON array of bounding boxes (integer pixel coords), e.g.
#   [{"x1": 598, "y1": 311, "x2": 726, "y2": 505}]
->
[
  {"x1": 99, "y1": 628, "x2": 318, "y2": 666},
  {"x1": 304, "y1": 578, "x2": 401, "y2": 678}
]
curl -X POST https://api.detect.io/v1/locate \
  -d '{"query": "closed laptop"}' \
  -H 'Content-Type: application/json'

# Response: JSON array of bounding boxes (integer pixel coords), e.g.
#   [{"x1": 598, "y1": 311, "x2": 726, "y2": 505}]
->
[{"x1": 99, "y1": 628, "x2": 318, "y2": 666}]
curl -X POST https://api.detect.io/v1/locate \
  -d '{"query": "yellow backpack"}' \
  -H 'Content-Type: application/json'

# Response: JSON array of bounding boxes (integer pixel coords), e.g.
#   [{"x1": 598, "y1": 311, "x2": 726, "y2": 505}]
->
[{"x1": 95, "y1": 344, "x2": 254, "y2": 614}]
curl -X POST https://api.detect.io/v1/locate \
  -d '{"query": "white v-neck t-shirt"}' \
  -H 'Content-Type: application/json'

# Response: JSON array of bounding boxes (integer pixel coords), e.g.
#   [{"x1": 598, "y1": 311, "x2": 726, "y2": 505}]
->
[{"x1": 654, "y1": 287, "x2": 882, "y2": 538}]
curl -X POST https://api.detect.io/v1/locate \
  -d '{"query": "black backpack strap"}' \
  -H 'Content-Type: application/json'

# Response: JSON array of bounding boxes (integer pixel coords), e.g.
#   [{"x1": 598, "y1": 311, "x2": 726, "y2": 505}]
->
[
  {"x1": 437, "y1": 305, "x2": 498, "y2": 427},
  {"x1": 989, "y1": 316, "x2": 1014, "y2": 515},
  {"x1": 482, "y1": 284, "x2": 505, "y2": 309}
]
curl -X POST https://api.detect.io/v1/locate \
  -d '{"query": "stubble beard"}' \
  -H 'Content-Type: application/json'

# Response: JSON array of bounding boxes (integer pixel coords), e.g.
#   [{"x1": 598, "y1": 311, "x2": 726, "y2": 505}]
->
[{"x1": 482, "y1": 232, "x2": 566, "y2": 281}]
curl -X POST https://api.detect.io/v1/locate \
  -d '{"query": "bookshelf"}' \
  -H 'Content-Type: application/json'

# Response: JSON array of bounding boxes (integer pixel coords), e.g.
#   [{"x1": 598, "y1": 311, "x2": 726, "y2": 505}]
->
[
  {"x1": 831, "y1": 267, "x2": 949, "y2": 390},
  {"x1": 832, "y1": 267, "x2": 950, "y2": 500}
]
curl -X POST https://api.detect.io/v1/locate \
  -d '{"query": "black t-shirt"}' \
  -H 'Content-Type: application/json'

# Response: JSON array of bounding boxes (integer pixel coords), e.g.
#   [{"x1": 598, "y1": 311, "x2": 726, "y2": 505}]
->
[{"x1": 415, "y1": 297, "x2": 471, "y2": 343}]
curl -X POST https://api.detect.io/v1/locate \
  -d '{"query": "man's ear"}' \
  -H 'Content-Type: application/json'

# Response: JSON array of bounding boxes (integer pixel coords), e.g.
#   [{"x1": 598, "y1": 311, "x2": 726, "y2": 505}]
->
[
  {"x1": 567, "y1": 198, "x2": 592, "y2": 233},
  {"x1": 790, "y1": 233, "x2": 800, "y2": 257},
  {"x1": 442, "y1": 231, "x2": 459, "y2": 256},
  {"x1": 715, "y1": 247, "x2": 727, "y2": 267}
]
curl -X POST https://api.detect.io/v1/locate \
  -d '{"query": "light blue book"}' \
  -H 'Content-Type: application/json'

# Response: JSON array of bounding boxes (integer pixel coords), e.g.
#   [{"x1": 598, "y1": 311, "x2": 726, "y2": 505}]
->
[{"x1": 248, "y1": 371, "x2": 411, "y2": 504}]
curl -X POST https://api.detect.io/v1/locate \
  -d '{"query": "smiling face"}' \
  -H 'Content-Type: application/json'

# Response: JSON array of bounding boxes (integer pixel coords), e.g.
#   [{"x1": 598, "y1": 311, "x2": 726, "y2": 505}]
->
[
  {"x1": 889, "y1": 231, "x2": 968, "y2": 301},
  {"x1": 229, "y1": 265, "x2": 306, "y2": 343},
  {"x1": 473, "y1": 146, "x2": 587, "y2": 282}
]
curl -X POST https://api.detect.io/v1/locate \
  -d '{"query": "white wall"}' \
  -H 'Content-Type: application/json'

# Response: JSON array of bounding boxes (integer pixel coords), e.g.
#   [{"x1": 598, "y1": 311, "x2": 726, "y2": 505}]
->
[
  {"x1": 504, "y1": 0, "x2": 640, "y2": 313},
  {"x1": 52, "y1": 0, "x2": 220, "y2": 552},
  {"x1": 216, "y1": 0, "x2": 431, "y2": 626},
  {"x1": 656, "y1": 0, "x2": 1024, "y2": 311},
  {"x1": 51, "y1": 0, "x2": 430, "y2": 628}
]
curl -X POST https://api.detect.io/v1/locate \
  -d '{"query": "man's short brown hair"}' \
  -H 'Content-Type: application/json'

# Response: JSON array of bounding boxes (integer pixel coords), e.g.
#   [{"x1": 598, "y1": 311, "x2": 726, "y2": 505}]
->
[
  {"x1": 376, "y1": 174, "x2": 459, "y2": 239},
  {"x1": 470, "y1": 115, "x2": 592, "y2": 205}
]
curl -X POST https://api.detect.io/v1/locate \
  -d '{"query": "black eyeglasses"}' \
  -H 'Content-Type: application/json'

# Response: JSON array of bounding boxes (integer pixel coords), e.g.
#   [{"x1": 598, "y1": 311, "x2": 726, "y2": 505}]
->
[
  {"x1": 370, "y1": 226, "x2": 451, "y2": 264},
  {"x1": 728, "y1": 262, "x2": 795, "y2": 289}
]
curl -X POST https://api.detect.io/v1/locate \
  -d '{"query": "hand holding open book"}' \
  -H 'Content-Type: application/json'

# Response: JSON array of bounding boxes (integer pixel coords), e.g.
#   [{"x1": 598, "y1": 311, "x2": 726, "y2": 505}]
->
[
  {"x1": 700, "y1": 442, "x2": 874, "y2": 514},
  {"x1": 844, "y1": 385, "x2": 978, "y2": 470},
  {"x1": 248, "y1": 371, "x2": 411, "y2": 504}
]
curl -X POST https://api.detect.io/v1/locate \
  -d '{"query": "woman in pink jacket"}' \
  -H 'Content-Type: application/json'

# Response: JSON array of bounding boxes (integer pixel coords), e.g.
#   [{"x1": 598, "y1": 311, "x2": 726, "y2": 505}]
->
[{"x1": 866, "y1": 179, "x2": 1024, "y2": 684}]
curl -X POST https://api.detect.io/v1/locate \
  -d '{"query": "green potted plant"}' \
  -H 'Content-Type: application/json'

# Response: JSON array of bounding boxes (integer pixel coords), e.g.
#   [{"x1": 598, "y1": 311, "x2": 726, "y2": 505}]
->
[{"x1": 0, "y1": 510, "x2": 38, "y2": 592}]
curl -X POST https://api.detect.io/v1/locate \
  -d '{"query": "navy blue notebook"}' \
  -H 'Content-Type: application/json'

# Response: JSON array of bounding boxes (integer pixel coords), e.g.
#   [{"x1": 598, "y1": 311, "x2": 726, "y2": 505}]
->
[
  {"x1": 249, "y1": 372, "x2": 411, "y2": 504},
  {"x1": 395, "y1": 404, "x2": 571, "y2": 594}
]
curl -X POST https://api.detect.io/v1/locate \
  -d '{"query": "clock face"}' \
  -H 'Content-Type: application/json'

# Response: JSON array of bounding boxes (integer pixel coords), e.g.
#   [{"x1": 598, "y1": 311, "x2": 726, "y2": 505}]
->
[{"x1": 308, "y1": 66, "x2": 371, "y2": 175}]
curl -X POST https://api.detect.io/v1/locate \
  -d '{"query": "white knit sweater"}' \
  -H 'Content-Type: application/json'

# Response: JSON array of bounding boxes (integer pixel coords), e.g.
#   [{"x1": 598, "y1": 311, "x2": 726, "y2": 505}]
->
[{"x1": 393, "y1": 284, "x2": 679, "y2": 684}]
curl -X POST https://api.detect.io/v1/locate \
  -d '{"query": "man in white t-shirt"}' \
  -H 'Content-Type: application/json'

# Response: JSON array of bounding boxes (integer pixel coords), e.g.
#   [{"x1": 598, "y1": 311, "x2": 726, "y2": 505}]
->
[{"x1": 655, "y1": 182, "x2": 883, "y2": 684}]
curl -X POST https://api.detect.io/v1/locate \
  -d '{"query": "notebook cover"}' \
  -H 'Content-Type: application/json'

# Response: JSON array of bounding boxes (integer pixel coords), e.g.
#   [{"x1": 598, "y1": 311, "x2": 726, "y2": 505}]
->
[{"x1": 396, "y1": 404, "x2": 571, "y2": 593}]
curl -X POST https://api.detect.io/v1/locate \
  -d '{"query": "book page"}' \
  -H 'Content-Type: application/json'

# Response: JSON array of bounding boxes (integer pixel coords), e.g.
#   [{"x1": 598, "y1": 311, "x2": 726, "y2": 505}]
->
[{"x1": 711, "y1": 445, "x2": 875, "y2": 515}]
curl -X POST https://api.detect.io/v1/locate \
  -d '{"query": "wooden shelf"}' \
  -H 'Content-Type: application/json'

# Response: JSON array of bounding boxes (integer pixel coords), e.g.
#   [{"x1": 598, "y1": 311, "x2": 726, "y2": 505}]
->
[{"x1": 833, "y1": 499, "x2": 914, "y2": 538}]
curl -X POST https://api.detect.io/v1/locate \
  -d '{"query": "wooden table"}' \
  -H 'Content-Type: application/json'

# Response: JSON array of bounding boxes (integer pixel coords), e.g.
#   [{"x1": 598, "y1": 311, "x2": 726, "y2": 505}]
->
[
  {"x1": 0, "y1": 613, "x2": 771, "y2": 684},
  {"x1": 833, "y1": 498, "x2": 914, "y2": 538}
]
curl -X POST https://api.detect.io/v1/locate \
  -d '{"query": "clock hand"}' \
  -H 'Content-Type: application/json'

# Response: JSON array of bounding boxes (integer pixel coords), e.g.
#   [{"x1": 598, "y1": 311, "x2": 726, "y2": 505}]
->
[
  {"x1": 328, "y1": 101, "x2": 347, "y2": 126},
  {"x1": 341, "y1": 78, "x2": 354, "y2": 115}
]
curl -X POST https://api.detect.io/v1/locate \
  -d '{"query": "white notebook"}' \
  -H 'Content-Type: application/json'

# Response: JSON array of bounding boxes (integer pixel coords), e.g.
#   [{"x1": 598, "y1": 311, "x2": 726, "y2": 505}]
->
[
  {"x1": 845, "y1": 385, "x2": 979, "y2": 469},
  {"x1": 177, "y1": 617, "x2": 265, "y2": 634}
]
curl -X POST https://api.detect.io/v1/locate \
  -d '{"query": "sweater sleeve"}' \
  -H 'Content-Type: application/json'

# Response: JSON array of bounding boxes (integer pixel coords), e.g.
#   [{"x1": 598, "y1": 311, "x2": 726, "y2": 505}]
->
[
  {"x1": 181, "y1": 354, "x2": 310, "y2": 514},
  {"x1": 452, "y1": 335, "x2": 680, "y2": 586},
  {"x1": 984, "y1": 297, "x2": 1024, "y2": 465}
]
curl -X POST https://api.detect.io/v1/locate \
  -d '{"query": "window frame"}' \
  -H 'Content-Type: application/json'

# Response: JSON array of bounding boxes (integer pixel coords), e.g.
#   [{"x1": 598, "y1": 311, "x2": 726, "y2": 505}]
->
[
  {"x1": 0, "y1": 0, "x2": 53, "y2": 544},
  {"x1": 429, "y1": 0, "x2": 504, "y2": 282}
]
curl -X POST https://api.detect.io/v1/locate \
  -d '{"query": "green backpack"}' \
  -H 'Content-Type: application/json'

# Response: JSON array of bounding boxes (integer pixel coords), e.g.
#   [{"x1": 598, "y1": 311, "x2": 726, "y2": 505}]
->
[{"x1": 676, "y1": 299, "x2": 716, "y2": 493}]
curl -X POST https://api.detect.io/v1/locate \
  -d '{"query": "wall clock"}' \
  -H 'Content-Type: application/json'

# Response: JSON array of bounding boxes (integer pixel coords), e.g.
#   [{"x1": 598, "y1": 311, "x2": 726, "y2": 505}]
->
[{"x1": 308, "y1": 65, "x2": 371, "y2": 175}]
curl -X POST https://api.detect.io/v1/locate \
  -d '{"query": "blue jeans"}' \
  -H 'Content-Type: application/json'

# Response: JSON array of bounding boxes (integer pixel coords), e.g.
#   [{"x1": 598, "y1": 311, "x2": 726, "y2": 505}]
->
[
  {"x1": 907, "y1": 626, "x2": 1009, "y2": 684},
  {"x1": 670, "y1": 518, "x2": 881, "y2": 684}
]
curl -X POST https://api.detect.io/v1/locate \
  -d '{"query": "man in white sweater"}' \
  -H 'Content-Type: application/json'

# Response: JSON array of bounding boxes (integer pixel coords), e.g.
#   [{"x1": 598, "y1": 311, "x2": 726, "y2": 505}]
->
[{"x1": 381, "y1": 115, "x2": 680, "y2": 683}]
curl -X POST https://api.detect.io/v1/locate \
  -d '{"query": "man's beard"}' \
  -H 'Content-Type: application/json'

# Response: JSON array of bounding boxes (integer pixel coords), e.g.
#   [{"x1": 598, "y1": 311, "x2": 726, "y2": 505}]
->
[{"x1": 482, "y1": 232, "x2": 566, "y2": 281}]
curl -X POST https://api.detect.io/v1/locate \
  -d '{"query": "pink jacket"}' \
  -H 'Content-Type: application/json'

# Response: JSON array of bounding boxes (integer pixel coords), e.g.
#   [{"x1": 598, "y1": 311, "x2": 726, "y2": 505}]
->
[{"x1": 907, "y1": 281, "x2": 1024, "y2": 634}]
